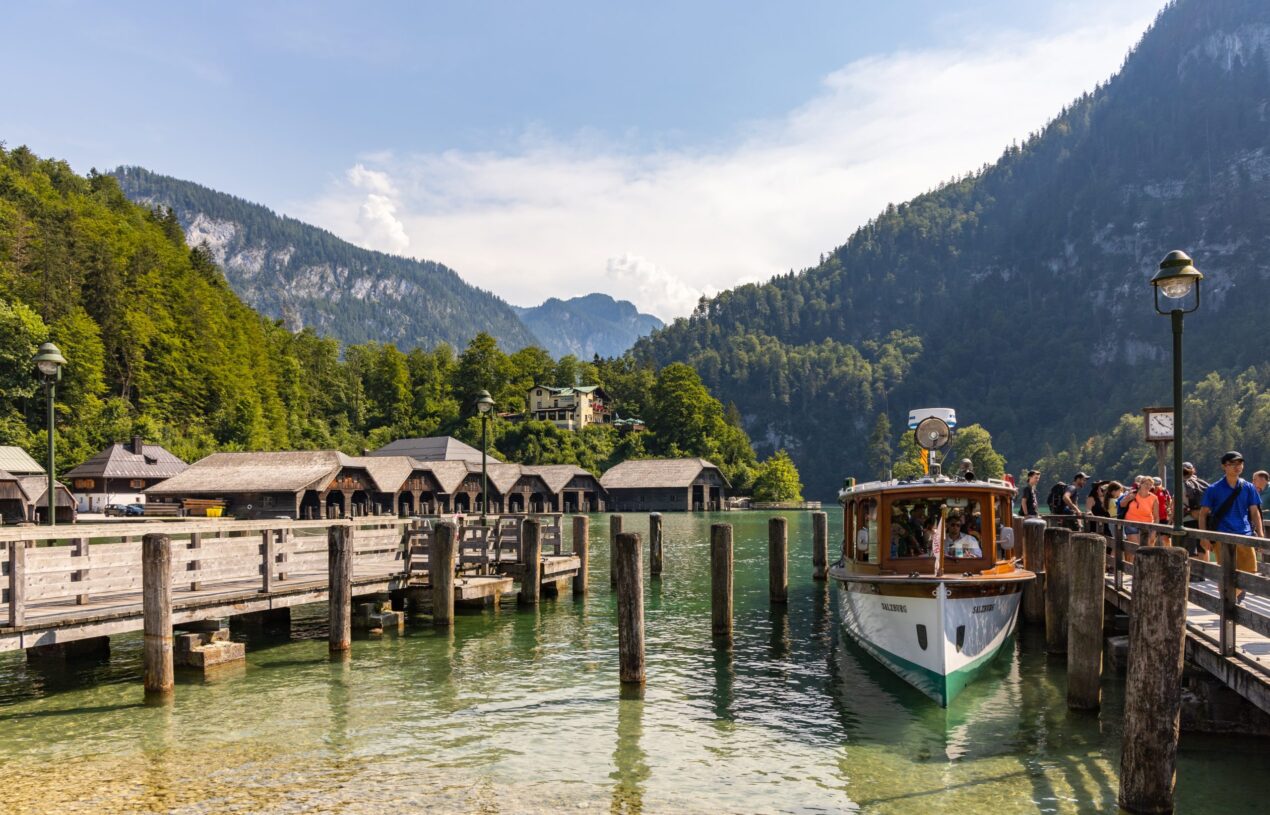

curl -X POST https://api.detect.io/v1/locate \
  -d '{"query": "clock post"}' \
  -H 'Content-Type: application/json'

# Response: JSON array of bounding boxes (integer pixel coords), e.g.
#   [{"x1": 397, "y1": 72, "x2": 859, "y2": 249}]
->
[{"x1": 1143, "y1": 407, "x2": 1174, "y2": 492}]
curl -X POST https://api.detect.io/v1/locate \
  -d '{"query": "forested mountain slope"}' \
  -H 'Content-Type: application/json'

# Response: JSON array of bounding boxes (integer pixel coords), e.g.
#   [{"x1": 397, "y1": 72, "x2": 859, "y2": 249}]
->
[
  {"x1": 634, "y1": 0, "x2": 1270, "y2": 495},
  {"x1": 112, "y1": 167, "x2": 539, "y2": 352},
  {"x1": 513, "y1": 293, "x2": 663, "y2": 359}
]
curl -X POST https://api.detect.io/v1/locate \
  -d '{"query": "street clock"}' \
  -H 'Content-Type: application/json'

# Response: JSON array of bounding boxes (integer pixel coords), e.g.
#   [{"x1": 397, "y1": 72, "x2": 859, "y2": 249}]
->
[{"x1": 1143, "y1": 406, "x2": 1174, "y2": 442}]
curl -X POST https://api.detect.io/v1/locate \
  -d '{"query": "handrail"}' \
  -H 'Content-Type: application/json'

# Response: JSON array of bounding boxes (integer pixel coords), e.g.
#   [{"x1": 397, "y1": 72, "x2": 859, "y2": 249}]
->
[
  {"x1": 0, "y1": 516, "x2": 411, "y2": 544},
  {"x1": 1036, "y1": 513, "x2": 1269, "y2": 658}
]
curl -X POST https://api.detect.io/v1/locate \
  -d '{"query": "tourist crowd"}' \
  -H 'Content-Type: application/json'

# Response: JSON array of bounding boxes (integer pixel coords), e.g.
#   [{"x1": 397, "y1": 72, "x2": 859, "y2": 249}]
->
[{"x1": 1016, "y1": 451, "x2": 1267, "y2": 576}]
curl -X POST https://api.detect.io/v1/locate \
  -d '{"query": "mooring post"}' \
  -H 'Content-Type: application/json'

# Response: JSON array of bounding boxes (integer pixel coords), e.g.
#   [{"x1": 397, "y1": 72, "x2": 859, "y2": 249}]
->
[
  {"x1": 7, "y1": 540, "x2": 25, "y2": 627},
  {"x1": 432, "y1": 521, "x2": 456, "y2": 626},
  {"x1": 711, "y1": 523, "x2": 733, "y2": 640},
  {"x1": 1043, "y1": 526, "x2": 1071, "y2": 654},
  {"x1": 1067, "y1": 532, "x2": 1107, "y2": 710},
  {"x1": 769, "y1": 516, "x2": 788, "y2": 604},
  {"x1": 812, "y1": 511, "x2": 828, "y2": 580},
  {"x1": 1022, "y1": 519, "x2": 1046, "y2": 624},
  {"x1": 520, "y1": 518, "x2": 542, "y2": 606},
  {"x1": 572, "y1": 515, "x2": 589, "y2": 596},
  {"x1": 614, "y1": 531, "x2": 645, "y2": 684},
  {"x1": 648, "y1": 512, "x2": 663, "y2": 577},
  {"x1": 328, "y1": 524, "x2": 352, "y2": 653},
  {"x1": 1118, "y1": 546, "x2": 1189, "y2": 815},
  {"x1": 142, "y1": 532, "x2": 174, "y2": 699},
  {"x1": 609, "y1": 514, "x2": 623, "y2": 588}
]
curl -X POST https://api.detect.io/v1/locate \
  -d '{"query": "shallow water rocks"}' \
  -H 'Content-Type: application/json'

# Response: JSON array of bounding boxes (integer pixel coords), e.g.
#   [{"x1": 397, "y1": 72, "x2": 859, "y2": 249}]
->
[{"x1": 174, "y1": 628, "x2": 245, "y2": 670}]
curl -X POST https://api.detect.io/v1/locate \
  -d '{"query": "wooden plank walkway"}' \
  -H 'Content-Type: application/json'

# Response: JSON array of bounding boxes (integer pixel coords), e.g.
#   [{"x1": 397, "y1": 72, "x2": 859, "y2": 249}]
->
[{"x1": 1, "y1": 514, "x2": 579, "y2": 653}]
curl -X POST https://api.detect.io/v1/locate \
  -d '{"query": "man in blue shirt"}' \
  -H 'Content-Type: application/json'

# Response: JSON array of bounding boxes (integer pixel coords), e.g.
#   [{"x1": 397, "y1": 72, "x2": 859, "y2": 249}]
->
[{"x1": 1198, "y1": 451, "x2": 1262, "y2": 578}]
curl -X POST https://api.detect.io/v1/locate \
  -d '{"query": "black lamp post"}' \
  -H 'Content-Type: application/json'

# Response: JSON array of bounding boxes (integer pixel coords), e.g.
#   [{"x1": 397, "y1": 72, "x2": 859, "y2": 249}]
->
[
  {"x1": 32, "y1": 342, "x2": 67, "y2": 526},
  {"x1": 476, "y1": 389, "x2": 494, "y2": 524},
  {"x1": 1151, "y1": 250, "x2": 1203, "y2": 539}
]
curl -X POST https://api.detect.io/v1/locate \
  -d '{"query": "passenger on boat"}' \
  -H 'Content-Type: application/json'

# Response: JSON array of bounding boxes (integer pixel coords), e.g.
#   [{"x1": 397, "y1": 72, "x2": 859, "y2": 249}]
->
[{"x1": 945, "y1": 515, "x2": 982, "y2": 558}]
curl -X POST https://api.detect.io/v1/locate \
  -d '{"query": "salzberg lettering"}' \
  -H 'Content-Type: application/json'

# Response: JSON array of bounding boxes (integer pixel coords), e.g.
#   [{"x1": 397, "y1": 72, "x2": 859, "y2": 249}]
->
[
  {"x1": 972, "y1": 604, "x2": 996, "y2": 614},
  {"x1": 880, "y1": 602, "x2": 907, "y2": 613}
]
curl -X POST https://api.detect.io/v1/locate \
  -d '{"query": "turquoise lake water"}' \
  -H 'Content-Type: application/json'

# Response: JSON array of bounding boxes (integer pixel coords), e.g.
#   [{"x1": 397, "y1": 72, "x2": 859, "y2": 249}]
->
[{"x1": 0, "y1": 510, "x2": 1265, "y2": 814}]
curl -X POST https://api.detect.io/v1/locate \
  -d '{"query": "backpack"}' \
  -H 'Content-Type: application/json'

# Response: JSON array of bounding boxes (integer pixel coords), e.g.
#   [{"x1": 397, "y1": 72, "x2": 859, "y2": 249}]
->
[{"x1": 1047, "y1": 482, "x2": 1068, "y2": 515}]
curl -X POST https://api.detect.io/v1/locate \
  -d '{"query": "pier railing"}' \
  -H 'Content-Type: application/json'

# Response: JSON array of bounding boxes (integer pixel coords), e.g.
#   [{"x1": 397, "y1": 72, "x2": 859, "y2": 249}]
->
[
  {"x1": 1, "y1": 517, "x2": 411, "y2": 629},
  {"x1": 1040, "y1": 514, "x2": 1270, "y2": 660}
]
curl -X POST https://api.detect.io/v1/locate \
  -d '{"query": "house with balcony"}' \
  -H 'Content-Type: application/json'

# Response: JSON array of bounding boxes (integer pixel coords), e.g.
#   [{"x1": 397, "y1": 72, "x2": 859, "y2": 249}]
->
[{"x1": 526, "y1": 384, "x2": 611, "y2": 430}]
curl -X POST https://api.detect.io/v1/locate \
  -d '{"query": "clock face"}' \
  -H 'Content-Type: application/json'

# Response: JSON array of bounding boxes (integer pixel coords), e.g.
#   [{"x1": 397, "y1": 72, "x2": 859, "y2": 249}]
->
[{"x1": 1147, "y1": 412, "x2": 1174, "y2": 439}]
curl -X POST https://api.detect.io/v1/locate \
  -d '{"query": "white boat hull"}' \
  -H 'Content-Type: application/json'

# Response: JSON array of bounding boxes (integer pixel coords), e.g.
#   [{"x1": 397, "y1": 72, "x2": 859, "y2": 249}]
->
[{"x1": 835, "y1": 577, "x2": 1025, "y2": 705}]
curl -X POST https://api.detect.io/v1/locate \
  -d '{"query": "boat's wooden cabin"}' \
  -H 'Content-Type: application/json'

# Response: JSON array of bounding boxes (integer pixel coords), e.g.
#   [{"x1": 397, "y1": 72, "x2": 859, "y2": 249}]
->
[{"x1": 840, "y1": 480, "x2": 1016, "y2": 576}]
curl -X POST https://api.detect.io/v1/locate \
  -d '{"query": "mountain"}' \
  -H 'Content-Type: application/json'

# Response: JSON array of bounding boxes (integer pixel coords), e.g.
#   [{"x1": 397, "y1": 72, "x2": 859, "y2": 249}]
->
[
  {"x1": 513, "y1": 293, "x2": 663, "y2": 359},
  {"x1": 111, "y1": 167, "x2": 540, "y2": 352},
  {"x1": 634, "y1": 0, "x2": 1270, "y2": 496}
]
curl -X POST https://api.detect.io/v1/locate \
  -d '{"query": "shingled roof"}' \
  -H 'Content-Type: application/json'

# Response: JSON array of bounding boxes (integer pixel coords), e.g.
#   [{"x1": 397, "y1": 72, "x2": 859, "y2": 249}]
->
[
  {"x1": 600, "y1": 458, "x2": 730, "y2": 489},
  {"x1": 370, "y1": 436, "x2": 499, "y2": 464},
  {"x1": 337, "y1": 454, "x2": 414, "y2": 493},
  {"x1": 64, "y1": 439, "x2": 188, "y2": 481},
  {"x1": 148, "y1": 451, "x2": 344, "y2": 494},
  {"x1": 524, "y1": 464, "x2": 597, "y2": 493},
  {"x1": 0, "y1": 446, "x2": 44, "y2": 475}
]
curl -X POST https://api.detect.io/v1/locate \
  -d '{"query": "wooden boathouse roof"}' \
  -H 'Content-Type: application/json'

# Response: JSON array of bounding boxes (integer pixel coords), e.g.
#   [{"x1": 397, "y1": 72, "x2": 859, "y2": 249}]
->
[
  {"x1": 0, "y1": 446, "x2": 44, "y2": 476},
  {"x1": 600, "y1": 458, "x2": 729, "y2": 489},
  {"x1": 148, "y1": 451, "x2": 344, "y2": 495},
  {"x1": 370, "y1": 436, "x2": 499, "y2": 464}
]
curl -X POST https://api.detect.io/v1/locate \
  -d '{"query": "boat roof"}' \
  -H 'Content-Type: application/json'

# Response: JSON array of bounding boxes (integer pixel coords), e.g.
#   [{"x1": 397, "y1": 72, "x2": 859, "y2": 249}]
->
[{"x1": 839, "y1": 474, "x2": 1015, "y2": 502}]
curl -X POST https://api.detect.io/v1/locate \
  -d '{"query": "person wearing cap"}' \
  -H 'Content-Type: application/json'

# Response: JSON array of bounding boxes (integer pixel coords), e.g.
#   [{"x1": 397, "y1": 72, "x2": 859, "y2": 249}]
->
[
  {"x1": 1197, "y1": 451, "x2": 1262, "y2": 583},
  {"x1": 957, "y1": 458, "x2": 975, "y2": 481}
]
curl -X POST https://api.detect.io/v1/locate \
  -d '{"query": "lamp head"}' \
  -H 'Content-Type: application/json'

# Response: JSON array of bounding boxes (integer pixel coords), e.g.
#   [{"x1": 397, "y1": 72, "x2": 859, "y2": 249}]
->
[
  {"x1": 1152, "y1": 250, "x2": 1203, "y2": 300},
  {"x1": 475, "y1": 389, "x2": 494, "y2": 415},
  {"x1": 32, "y1": 342, "x2": 67, "y2": 379}
]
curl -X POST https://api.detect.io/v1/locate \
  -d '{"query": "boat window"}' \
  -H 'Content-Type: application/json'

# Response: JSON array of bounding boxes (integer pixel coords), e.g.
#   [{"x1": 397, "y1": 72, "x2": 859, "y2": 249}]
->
[
  {"x1": 855, "y1": 499, "x2": 878, "y2": 562},
  {"x1": 843, "y1": 500, "x2": 855, "y2": 560},
  {"x1": 888, "y1": 496, "x2": 984, "y2": 559}
]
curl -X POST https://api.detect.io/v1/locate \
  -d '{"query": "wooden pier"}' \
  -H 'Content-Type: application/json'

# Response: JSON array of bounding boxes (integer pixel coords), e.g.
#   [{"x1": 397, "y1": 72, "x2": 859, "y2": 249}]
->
[{"x1": 1, "y1": 513, "x2": 580, "y2": 654}]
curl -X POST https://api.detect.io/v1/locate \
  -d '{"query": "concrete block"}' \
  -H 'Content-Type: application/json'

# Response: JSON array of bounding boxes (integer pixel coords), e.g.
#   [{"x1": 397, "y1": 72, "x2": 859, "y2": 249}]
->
[{"x1": 1104, "y1": 635, "x2": 1129, "y2": 673}]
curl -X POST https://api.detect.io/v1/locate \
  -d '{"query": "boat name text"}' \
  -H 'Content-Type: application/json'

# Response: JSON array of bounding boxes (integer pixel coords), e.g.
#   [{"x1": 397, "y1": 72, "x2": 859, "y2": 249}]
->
[
  {"x1": 972, "y1": 603, "x2": 996, "y2": 614},
  {"x1": 880, "y1": 602, "x2": 907, "y2": 613}
]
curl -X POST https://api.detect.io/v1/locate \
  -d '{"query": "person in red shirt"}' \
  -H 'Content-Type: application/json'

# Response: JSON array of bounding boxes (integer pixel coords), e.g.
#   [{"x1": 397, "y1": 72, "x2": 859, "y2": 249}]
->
[{"x1": 1152, "y1": 477, "x2": 1173, "y2": 525}]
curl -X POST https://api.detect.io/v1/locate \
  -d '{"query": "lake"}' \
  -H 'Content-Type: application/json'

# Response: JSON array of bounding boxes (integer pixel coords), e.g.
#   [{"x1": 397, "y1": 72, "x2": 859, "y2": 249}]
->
[{"x1": 0, "y1": 510, "x2": 1264, "y2": 814}]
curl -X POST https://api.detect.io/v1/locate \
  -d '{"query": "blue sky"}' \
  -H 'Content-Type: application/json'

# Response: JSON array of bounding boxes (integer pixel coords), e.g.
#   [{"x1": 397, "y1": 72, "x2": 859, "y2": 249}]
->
[{"x1": 1, "y1": 1, "x2": 1165, "y2": 317}]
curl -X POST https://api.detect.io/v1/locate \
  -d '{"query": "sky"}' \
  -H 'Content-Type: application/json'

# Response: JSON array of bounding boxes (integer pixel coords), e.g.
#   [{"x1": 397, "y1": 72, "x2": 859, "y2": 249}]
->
[{"x1": 1, "y1": 1, "x2": 1166, "y2": 320}]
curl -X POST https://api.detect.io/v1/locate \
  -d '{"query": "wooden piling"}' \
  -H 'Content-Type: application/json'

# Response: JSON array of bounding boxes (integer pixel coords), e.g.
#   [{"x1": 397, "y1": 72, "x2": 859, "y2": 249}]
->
[
  {"x1": 520, "y1": 518, "x2": 542, "y2": 606},
  {"x1": 142, "y1": 533, "x2": 174, "y2": 698},
  {"x1": 610, "y1": 514, "x2": 623, "y2": 588},
  {"x1": 328, "y1": 524, "x2": 352, "y2": 653},
  {"x1": 769, "y1": 516, "x2": 788, "y2": 604},
  {"x1": 1043, "y1": 526, "x2": 1071, "y2": 654},
  {"x1": 1118, "y1": 546, "x2": 1189, "y2": 815},
  {"x1": 1067, "y1": 532, "x2": 1106, "y2": 711},
  {"x1": 572, "y1": 515, "x2": 589, "y2": 596},
  {"x1": 7, "y1": 541, "x2": 25, "y2": 627},
  {"x1": 614, "y1": 531, "x2": 645, "y2": 684},
  {"x1": 1022, "y1": 519, "x2": 1046, "y2": 624},
  {"x1": 649, "y1": 512, "x2": 663, "y2": 577},
  {"x1": 432, "y1": 521, "x2": 457, "y2": 626},
  {"x1": 812, "y1": 511, "x2": 828, "y2": 580},
  {"x1": 711, "y1": 523, "x2": 733, "y2": 640}
]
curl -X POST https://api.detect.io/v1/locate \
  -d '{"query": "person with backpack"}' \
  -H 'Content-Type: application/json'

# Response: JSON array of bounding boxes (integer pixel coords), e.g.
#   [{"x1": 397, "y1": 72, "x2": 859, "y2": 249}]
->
[
  {"x1": 1121, "y1": 476, "x2": 1159, "y2": 556},
  {"x1": 1198, "y1": 452, "x2": 1262, "y2": 592}
]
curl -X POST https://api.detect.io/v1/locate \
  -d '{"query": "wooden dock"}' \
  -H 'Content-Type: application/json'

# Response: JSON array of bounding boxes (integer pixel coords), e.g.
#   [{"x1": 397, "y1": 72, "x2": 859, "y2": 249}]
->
[{"x1": 2, "y1": 514, "x2": 579, "y2": 653}]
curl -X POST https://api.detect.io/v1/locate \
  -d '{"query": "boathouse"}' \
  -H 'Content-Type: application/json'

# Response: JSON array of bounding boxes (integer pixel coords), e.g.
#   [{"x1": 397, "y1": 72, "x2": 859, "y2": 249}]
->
[
  {"x1": 63, "y1": 436, "x2": 188, "y2": 512},
  {"x1": 0, "y1": 447, "x2": 77, "y2": 523},
  {"x1": 600, "y1": 458, "x2": 728, "y2": 511}
]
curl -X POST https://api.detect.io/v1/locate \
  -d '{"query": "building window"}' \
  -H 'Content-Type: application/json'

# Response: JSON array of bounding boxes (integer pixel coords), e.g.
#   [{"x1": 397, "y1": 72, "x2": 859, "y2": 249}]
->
[
  {"x1": 75, "y1": 479, "x2": 95, "y2": 490},
  {"x1": 129, "y1": 479, "x2": 146, "y2": 489}
]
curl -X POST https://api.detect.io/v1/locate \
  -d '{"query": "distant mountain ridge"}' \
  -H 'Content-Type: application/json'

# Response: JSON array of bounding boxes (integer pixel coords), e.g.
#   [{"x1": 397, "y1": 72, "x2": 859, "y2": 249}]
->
[
  {"x1": 111, "y1": 166, "x2": 540, "y2": 352},
  {"x1": 513, "y1": 293, "x2": 663, "y2": 358},
  {"x1": 634, "y1": 0, "x2": 1270, "y2": 495}
]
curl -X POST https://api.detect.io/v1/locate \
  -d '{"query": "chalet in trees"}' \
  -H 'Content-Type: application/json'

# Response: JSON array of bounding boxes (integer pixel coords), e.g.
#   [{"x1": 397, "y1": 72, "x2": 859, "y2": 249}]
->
[
  {"x1": 527, "y1": 385, "x2": 611, "y2": 430},
  {"x1": 600, "y1": 458, "x2": 729, "y2": 512}
]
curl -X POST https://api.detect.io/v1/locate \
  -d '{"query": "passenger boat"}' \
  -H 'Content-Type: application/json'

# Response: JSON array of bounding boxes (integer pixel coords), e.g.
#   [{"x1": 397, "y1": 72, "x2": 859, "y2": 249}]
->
[{"x1": 829, "y1": 408, "x2": 1035, "y2": 706}]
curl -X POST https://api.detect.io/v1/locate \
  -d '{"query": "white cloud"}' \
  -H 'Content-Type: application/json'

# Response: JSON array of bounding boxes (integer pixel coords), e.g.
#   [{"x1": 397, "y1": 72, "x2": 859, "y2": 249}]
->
[{"x1": 295, "y1": 2, "x2": 1161, "y2": 321}]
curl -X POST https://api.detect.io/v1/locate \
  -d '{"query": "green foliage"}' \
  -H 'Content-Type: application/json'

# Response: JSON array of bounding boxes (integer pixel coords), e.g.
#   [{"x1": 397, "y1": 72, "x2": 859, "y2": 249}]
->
[
  {"x1": 867, "y1": 412, "x2": 892, "y2": 480},
  {"x1": 752, "y1": 450, "x2": 804, "y2": 502},
  {"x1": 950, "y1": 424, "x2": 1006, "y2": 480},
  {"x1": 892, "y1": 430, "x2": 925, "y2": 480}
]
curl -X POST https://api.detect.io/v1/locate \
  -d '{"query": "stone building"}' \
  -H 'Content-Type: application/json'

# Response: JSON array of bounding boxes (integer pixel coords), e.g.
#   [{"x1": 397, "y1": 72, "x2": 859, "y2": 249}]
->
[{"x1": 527, "y1": 385, "x2": 611, "y2": 430}]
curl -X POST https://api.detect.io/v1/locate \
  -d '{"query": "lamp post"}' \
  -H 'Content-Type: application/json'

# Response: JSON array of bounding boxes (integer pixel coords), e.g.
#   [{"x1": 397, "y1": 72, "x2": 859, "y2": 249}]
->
[
  {"x1": 32, "y1": 342, "x2": 67, "y2": 526},
  {"x1": 476, "y1": 389, "x2": 494, "y2": 524},
  {"x1": 1151, "y1": 250, "x2": 1203, "y2": 539}
]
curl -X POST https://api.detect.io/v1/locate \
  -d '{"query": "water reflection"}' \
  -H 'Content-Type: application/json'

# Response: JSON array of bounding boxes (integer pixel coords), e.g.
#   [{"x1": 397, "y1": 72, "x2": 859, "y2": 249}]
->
[
  {"x1": 610, "y1": 686, "x2": 648, "y2": 815},
  {"x1": 711, "y1": 643, "x2": 734, "y2": 723}
]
